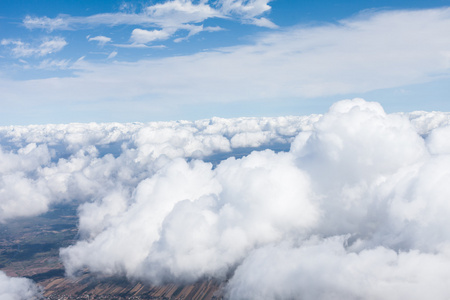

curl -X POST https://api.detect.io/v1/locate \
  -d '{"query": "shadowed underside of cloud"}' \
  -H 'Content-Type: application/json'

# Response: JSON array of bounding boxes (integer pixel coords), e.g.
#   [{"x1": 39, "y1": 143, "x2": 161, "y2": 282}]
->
[{"x1": 2, "y1": 99, "x2": 450, "y2": 299}]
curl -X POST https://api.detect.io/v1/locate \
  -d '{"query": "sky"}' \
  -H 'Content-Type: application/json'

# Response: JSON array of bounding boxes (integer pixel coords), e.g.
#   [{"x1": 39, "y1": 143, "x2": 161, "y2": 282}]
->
[
  {"x1": 1, "y1": 0, "x2": 450, "y2": 124},
  {"x1": 3, "y1": 2, "x2": 450, "y2": 298}
]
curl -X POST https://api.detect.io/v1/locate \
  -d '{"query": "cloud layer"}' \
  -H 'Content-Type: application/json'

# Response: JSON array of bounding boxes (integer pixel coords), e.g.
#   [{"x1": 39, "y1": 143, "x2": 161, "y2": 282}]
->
[
  {"x1": 0, "y1": 115, "x2": 316, "y2": 222},
  {"x1": 45, "y1": 99, "x2": 450, "y2": 298},
  {"x1": 2, "y1": 99, "x2": 450, "y2": 298}
]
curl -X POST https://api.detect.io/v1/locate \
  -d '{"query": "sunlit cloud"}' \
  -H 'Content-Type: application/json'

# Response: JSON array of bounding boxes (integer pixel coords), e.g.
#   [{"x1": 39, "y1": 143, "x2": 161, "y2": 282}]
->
[
  {"x1": 2, "y1": 8, "x2": 450, "y2": 112},
  {"x1": 1, "y1": 98, "x2": 450, "y2": 297},
  {"x1": 22, "y1": 0, "x2": 274, "y2": 45},
  {"x1": 1, "y1": 37, "x2": 67, "y2": 57},
  {"x1": 87, "y1": 35, "x2": 112, "y2": 46}
]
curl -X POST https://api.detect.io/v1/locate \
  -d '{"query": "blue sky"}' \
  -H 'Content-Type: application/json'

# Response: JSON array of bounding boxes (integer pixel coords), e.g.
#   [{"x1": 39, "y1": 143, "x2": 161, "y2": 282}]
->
[{"x1": 1, "y1": 0, "x2": 450, "y2": 125}]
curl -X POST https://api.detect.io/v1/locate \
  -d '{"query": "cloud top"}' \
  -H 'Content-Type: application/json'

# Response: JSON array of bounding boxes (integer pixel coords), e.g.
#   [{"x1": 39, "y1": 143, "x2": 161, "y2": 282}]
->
[
  {"x1": 45, "y1": 99, "x2": 450, "y2": 298},
  {"x1": 2, "y1": 99, "x2": 450, "y2": 298}
]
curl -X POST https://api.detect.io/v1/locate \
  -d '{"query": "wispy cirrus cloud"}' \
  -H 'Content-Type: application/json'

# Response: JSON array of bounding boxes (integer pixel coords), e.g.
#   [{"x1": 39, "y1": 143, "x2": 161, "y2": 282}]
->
[
  {"x1": 1, "y1": 37, "x2": 67, "y2": 58},
  {"x1": 37, "y1": 58, "x2": 71, "y2": 69},
  {"x1": 87, "y1": 35, "x2": 112, "y2": 46},
  {"x1": 22, "y1": 0, "x2": 275, "y2": 46},
  {"x1": 2, "y1": 7, "x2": 450, "y2": 114}
]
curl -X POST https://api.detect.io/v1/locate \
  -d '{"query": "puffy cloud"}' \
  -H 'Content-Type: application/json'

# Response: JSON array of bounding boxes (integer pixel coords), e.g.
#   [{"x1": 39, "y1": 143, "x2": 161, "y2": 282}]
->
[
  {"x1": 1, "y1": 37, "x2": 67, "y2": 58},
  {"x1": 2, "y1": 99, "x2": 450, "y2": 298},
  {"x1": 406, "y1": 110, "x2": 450, "y2": 136},
  {"x1": 226, "y1": 237, "x2": 450, "y2": 300},
  {"x1": 0, "y1": 271, "x2": 42, "y2": 300},
  {"x1": 60, "y1": 150, "x2": 318, "y2": 283},
  {"x1": 130, "y1": 28, "x2": 174, "y2": 44},
  {"x1": 52, "y1": 99, "x2": 450, "y2": 299},
  {"x1": 0, "y1": 116, "x2": 311, "y2": 222}
]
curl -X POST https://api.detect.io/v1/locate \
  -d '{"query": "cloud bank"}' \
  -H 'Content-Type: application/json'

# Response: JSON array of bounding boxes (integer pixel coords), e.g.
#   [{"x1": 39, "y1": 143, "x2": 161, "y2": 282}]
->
[
  {"x1": 2, "y1": 99, "x2": 450, "y2": 298},
  {"x1": 43, "y1": 99, "x2": 450, "y2": 299},
  {"x1": 0, "y1": 115, "x2": 316, "y2": 222}
]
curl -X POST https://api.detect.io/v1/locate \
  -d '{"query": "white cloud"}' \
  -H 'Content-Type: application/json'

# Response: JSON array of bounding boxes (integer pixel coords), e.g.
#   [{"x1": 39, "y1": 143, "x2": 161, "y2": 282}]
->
[
  {"x1": 227, "y1": 237, "x2": 450, "y2": 300},
  {"x1": 218, "y1": 0, "x2": 272, "y2": 18},
  {"x1": 217, "y1": 0, "x2": 276, "y2": 27},
  {"x1": 87, "y1": 35, "x2": 112, "y2": 46},
  {"x1": 52, "y1": 99, "x2": 450, "y2": 299},
  {"x1": 22, "y1": 0, "x2": 273, "y2": 44},
  {"x1": 38, "y1": 37, "x2": 67, "y2": 55},
  {"x1": 37, "y1": 59, "x2": 71, "y2": 69},
  {"x1": 22, "y1": 0, "x2": 272, "y2": 30},
  {"x1": 0, "y1": 115, "x2": 311, "y2": 222},
  {"x1": 130, "y1": 28, "x2": 174, "y2": 44},
  {"x1": 1, "y1": 37, "x2": 67, "y2": 58},
  {"x1": 0, "y1": 271, "x2": 42, "y2": 300},
  {"x1": 3, "y1": 8, "x2": 450, "y2": 109},
  {"x1": 249, "y1": 16, "x2": 277, "y2": 28},
  {"x1": 143, "y1": 0, "x2": 222, "y2": 27},
  {"x1": 23, "y1": 15, "x2": 70, "y2": 31},
  {"x1": 1, "y1": 99, "x2": 450, "y2": 296},
  {"x1": 107, "y1": 51, "x2": 118, "y2": 59}
]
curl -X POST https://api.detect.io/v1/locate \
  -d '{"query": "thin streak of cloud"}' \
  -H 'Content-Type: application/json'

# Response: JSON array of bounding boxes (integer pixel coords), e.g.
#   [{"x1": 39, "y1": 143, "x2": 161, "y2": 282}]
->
[
  {"x1": 107, "y1": 51, "x2": 118, "y2": 59},
  {"x1": 87, "y1": 35, "x2": 112, "y2": 46},
  {"x1": 2, "y1": 8, "x2": 450, "y2": 105},
  {"x1": 1, "y1": 37, "x2": 67, "y2": 58},
  {"x1": 22, "y1": 0, "x2": 275, "y2": 44}
]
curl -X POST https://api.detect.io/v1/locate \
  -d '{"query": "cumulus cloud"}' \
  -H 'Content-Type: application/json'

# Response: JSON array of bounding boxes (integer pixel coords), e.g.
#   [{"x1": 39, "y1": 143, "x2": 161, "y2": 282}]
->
[
  {"x1": 2, "y1": 99, "x2": 450, "y2": 298},
  {"x1": 1, "y1": 37, "x2": 67, "y2": 57},
  {"x1": 0, "y1": 115, "x2": 313, "y2": 222},
  {"x1": 45, "y1": 99, "x2": 450, "y2": 299},
  {"x1": 0, "y1": 271, "x2": 42, "y2": 300},
  {"x1": 130, "y1": 28, "x2": 174, "y2": 44},
  {"x1": 227, "y1": 237, "x2": 450, "y2": 300}
]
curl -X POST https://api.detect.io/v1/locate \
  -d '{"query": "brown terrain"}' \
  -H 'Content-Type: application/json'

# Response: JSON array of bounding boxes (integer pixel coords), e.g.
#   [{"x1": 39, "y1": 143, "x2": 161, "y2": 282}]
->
[{"x1": 0, "y1": 204, "x2": 224, "y2": 299}]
